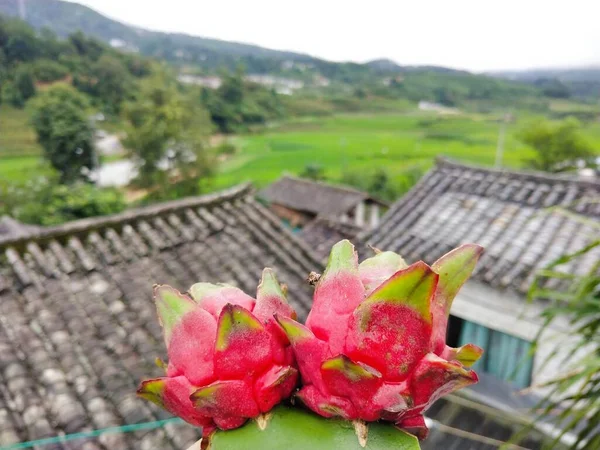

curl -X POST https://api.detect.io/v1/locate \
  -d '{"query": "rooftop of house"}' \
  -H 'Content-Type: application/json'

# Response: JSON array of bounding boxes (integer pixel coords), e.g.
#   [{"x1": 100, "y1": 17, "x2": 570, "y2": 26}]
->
[
  {"x1": 299, "y1": 216, "x2": 363, "y2": 261},
  {"x1": 0, "y1": 216, "x2": 41, "y2": 240},
  {"x1": 258, "y1": 175, "x2": 385, "y2": 217},
  {"x1": 360, "y1": 158, "x2": 600, "y2": 295},
  {"x1": 0, "y1": 184, "x2": 321, "y2": 450},
  {"x1": 0, "y1": 171, "x2": 579, "y2": 449}
]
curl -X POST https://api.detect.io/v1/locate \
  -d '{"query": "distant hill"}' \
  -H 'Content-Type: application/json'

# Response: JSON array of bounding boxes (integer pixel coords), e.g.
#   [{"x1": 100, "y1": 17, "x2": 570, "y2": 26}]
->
[
  {"x1": 491, "y1": 67, "x2": 600, "y2": 100},
  {"x1": 0, "y1": 0, "x2": 320, "y2": 70},
  {"x1": 493, "y1": 66, "x2": 600, "y2": 82},
  {"x1": 366, "y1": 58, "x2": 403, "y2": 72},
  {"x1": 2, "y1": 0, "x2": 576, "y2": 108}
]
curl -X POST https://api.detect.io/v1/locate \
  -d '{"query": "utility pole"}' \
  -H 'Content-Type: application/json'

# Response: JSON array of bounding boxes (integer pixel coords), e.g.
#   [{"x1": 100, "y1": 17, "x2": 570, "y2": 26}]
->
[
  {"x1": 18, "y1": 0, "x2": 26, "y2": 20},
  {"x1": 495, "y1": 113, "x2": 509, "y2": 168}
]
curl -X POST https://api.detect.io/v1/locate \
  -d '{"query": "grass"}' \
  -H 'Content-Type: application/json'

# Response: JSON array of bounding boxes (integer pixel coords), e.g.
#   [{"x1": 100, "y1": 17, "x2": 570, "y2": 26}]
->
[
  {"x1": 0, "y1": 105, "x2": 42, "y2": 158},
  {"x1": 2, "y1": 105, "x2": 600, "y2": 193},
  {"x1": 209, "y1": 111, "x2": 541, "y2": 191},
  {"x1": 0, "y1": 156, "x2": 52, "y2": 183},
  {"x1": 0, "y1": 105, "x2": 128, "y2": 182}
]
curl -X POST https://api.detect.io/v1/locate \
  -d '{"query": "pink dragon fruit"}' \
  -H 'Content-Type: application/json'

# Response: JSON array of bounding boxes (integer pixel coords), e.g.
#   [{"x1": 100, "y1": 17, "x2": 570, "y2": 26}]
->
[
  {"x1": 276, "y1": 240, "x2": 484, "y2": 439},
  {"x1": 137, "y1": 269, "x2": 298, "y2": 437}
]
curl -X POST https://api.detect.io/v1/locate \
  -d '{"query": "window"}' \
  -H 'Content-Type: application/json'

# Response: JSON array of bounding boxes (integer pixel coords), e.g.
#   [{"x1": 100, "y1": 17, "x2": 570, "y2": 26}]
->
[{"x1": 447, "y1": 316, "x2": 534, "y2": 389}]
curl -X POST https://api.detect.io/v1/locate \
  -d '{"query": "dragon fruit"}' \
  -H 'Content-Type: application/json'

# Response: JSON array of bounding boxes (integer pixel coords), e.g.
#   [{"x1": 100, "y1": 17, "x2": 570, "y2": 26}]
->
[
  {"x1": 276, "y1": 240, "x2": 484, "y2": 439},
  {"x1": 137, "y1": 269, "x2": 298, "y2": 437}
]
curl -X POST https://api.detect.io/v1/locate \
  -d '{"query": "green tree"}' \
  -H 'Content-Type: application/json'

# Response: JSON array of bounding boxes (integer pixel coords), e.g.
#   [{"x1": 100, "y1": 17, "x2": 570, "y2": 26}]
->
[
  {"x1": 520, "y1": 118, "x2": 595, "y2": 172},
  {"x1": 2, "y1": 80, "x2": 23, "y2": 107},
  {"x1": 30, "y1": 59, "x2": 69, "y2": 83},
  {"x1": 0, "y1": 48, "x2": 7, "y2": 80},
  {"x1": 3, "y1": 19, "x2": 39, "y2": 63},
  {"x1": 14, "y1": 66, "x2": 36, "y2": 101},
  {"x1": 300, "y1": 164, "x2": 326, "y2": 181},
  {"x1": 68, "y1": 31, "x2": 104, "y2": 61},
  {"x1": 367, "y1": 169, "x2": 399, "y2": 203},
  {"x1": 124, "y1": 73, "x2": 215, "y2": 199},
  {"x1": 203, "y1": 68, "x2": 283, "y2": 133},
  {"x1": 89, "y1": 54, "x2": 133, "y2": 114},
  {"x1": 29, "y1": 84, "x2": 96, "y2": 183},
  {"x1": 1, "y1": 176, "x2": 125, "y2": 226}
]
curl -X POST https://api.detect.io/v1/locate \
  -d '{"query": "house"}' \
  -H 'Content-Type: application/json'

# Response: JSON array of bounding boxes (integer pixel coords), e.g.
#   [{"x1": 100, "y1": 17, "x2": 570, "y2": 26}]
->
[
  {"x1": 299, "y1": 216, "x2": 363, "y2": 260},
  {"x1": 0, "y1": 181, "x2": 567, "y2": 449},
  {"x1": 360, "y1": 158, "x2": 600, "y2": 395},
  {"x1": 0, "y1": 184, "x2": 319, "y2": 450},
  {"x1": 259, "y1": 175, "x2": 386, "y2": 230},
  {"x1": 177, "y1": 75, "x2": 222, "y2": 89},
  {"x1": 245, "y1": 75, "x2": 304, "y2": 95}
]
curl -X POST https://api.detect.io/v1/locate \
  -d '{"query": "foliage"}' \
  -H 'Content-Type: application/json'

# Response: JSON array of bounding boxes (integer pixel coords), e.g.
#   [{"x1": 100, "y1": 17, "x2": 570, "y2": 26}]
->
[
  {"x1": 74, "y1": 53, "x2": 134, "y2": 114},
  {"x1": 497, "y1": 67, "x2": 600, "y2": 100},
  {"x1": 29, "y1": 58, "x2": 69, "y2": 82},
  {"x1": 519, "y1": 118, "x2": 595, "y2": 172},
  {"x1": 0, "y1": 15, "x2": 39, "y2": 62},
  {"x1": 533, "y1": 78, "x2": 571, "y2": 99},
  {"x1": 522, "y1": 209, "x2": 600, "y2": 450},
  {"x1": 300, "y1": 163, "x2": 326, "y2": 181},
  {"x1": 14, "y1": 65, "x2": 35, "y2": 100},
  {"x1": 29, "y1": 84, "x2": 96, "y2": 183},
  {"x1": 0, "y1": 14, "x2": 152, "y2": 119},
  {"x1": 124, "y1": 72, "x2": 216, "y2": 199},
  {"x1": 339, "y1": 166, "x2": 425, "y2": 203},
  {"x1": 216, "y1": 142, "x2": 237, "y2": 156},
  {"x1": 1, "y1": 79, "x2": 23, "y2": 107},
  {"x1": 0, "y1": 176, "x2": 126, "y2": 225},
  {"x1": 203, "y1": 69, "x2": 284, "y2": 133}
]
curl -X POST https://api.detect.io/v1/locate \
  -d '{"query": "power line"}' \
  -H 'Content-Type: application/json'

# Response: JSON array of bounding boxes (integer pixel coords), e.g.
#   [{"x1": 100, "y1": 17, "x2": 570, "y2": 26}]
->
[{"x1": 0, "y1": 418, "x2": 184, "y2": 450}]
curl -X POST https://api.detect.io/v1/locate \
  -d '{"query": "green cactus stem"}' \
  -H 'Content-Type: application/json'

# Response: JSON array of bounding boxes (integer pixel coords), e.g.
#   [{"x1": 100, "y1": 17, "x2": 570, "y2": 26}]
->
[{"x1": 200, "y1": 405, "x2": 420, "y2": 449}]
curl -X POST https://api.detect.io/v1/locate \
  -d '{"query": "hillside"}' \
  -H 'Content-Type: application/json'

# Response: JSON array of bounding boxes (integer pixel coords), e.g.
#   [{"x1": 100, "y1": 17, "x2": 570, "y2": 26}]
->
[
  {"x1": 0, "y1": 0, "x2": 319, "y2": 70},
  {"x1": 492, "y1": 67, "x2": 600, "y2": 100}
]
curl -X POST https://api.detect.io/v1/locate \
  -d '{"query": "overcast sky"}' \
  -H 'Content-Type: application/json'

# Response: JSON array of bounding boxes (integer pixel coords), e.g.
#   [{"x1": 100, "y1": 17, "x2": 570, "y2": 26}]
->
[{"x1": 69, "y1": 0, "x2": 600, "y2": 72}]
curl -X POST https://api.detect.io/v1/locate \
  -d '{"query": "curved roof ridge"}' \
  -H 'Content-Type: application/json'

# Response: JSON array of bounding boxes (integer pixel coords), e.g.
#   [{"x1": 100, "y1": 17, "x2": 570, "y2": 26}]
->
[
  {"x1": 279, "y1": 174, "x2": 370, "y2": 197},
  {"x1": 436, "y1": 157, "x2": 600, "y2": 188},
  {"x1": 0, "y1": 183, "x2": 252, "y2": 249}
]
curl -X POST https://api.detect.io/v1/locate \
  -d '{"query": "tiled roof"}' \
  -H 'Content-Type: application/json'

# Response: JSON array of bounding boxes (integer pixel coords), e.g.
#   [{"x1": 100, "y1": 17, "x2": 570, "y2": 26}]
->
[
  {"x1": 299, "y1": 217, "x2": 363, "y2": 261},
  {"x1": 0, "y1": 184, "x2": 321, "y2": 450},
  {"x1": 360, "y1": 158, "x2": 600, "y2": 294},
  {"x1": 259, "y1": 175, "x2": 375, "y2": 216},
  {"x1": 0, "y1": 216, "x2": 41, "y2": 240}
]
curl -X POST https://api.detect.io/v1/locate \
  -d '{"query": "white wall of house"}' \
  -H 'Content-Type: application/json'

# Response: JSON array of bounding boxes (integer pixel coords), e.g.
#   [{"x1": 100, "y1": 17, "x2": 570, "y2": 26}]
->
[
  {"x1": 369, "y1": 204, "x2": 380, "y2": 229},
  {"x1": 354, "y1": 202, "x2": 365, "y2": 227},
  {"x1": 353, "y1": 202, "x2": 381, "y2": 229}
]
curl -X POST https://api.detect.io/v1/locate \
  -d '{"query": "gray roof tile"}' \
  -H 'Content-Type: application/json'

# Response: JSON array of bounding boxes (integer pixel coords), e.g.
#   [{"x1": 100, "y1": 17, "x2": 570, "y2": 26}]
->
[
  {"x1": 259, "y1": 175, "x2": 382, "y2": 216},
  {"x1": 360, "y1": 158, "x2": 600, "y2": 294},
  {"x1": 0, "y1": 184, "x2": 320, "y2": 450}
]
